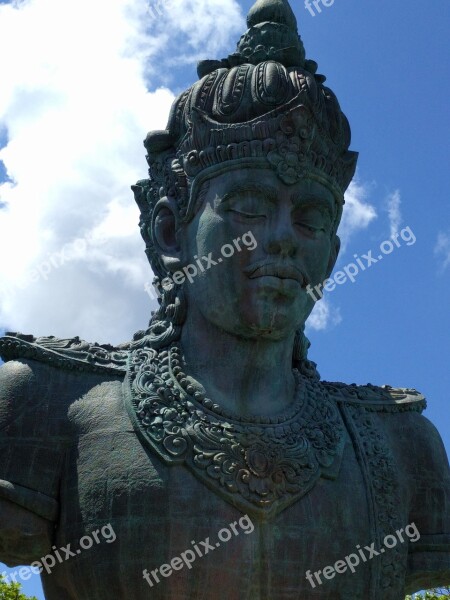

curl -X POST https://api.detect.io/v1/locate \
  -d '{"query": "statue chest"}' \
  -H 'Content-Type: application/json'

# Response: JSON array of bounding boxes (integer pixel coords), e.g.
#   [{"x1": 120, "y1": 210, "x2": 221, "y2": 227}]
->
[
  {"x1": 41, "y1": 380, "x2": 409, "y2": 599},
  {"x1": 54, "y1": 429, "x2": 371, "y2": 599}
]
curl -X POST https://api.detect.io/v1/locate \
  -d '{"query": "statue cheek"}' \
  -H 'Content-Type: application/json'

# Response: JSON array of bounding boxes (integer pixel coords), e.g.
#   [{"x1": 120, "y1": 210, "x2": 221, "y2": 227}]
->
[{"x1": 301, "y1": 242, "x2": 332, "y2": 282}]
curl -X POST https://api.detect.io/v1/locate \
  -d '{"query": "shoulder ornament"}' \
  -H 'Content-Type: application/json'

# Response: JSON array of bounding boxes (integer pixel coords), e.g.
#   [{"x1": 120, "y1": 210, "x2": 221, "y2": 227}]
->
[
  {"x1": 323, "y1": 381, "x2": 426, "y2": 413},
  {"x1": 0, "y1": 332, "x2": 128, "y2": 375}
]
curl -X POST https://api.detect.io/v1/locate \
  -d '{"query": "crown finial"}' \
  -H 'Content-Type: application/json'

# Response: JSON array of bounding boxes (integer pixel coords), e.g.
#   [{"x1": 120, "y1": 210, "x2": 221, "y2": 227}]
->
[
  {"x1": 197, "y1": 0, "x2": 305, "y2": 77},
  {"x1": 247, "y1": 0, "x2": 298, "y2": 31}
]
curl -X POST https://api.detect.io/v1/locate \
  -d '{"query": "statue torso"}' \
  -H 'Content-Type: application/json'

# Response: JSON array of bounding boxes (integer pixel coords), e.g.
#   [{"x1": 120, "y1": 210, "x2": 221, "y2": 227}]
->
[
  {"x1": 52, "y1": 376, "x2": 373, "y2": 600},
  {"x1": 0, "y1": 334, "x2": 441, "y2": 600}
]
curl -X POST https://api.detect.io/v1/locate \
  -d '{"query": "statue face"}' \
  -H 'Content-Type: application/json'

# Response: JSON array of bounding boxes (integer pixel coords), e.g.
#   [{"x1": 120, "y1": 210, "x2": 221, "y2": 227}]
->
[{"x1": 176, "y1": 168, "x2": 339, "y2": 340}]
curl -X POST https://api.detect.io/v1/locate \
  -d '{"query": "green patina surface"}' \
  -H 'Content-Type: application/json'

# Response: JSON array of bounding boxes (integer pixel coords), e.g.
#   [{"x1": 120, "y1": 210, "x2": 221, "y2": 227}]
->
[{"x1": 0, "y1": 1, "x2": 449, "y2": 598}]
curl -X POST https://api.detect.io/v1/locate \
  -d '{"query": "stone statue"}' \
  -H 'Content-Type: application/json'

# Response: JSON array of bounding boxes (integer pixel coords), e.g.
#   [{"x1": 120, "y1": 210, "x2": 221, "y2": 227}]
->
[{"x1": 1, "y1": 0, "x2": 449, "y2": 598}]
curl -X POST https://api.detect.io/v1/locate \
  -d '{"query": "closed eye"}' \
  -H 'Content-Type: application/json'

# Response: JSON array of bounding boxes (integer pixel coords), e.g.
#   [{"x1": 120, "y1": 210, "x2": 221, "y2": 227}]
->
[
  {"x1": 292, "y1": 205, "x2": 331, "y2": 235},
  {"x1": 295, "y1": 222, "x2": 324, "y2": 233},
  {"x1": 229, "y1": 209, "x2": 267, "y2": 220}
]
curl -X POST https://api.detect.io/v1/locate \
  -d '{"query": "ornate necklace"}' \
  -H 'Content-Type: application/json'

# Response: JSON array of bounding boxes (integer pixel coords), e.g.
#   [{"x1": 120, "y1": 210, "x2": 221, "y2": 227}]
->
[{"x1": 124, "y1": 343, "x2": 346, "y2": 520}]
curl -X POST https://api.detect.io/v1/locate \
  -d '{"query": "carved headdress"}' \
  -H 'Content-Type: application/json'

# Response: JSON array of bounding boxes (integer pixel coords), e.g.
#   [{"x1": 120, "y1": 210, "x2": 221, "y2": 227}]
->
[
  {"x1": 132, "y1": 0, "x2": 358, "y2": 365},
  {"x1": 134, "y1": 0, "x2": 357, "y2": 278}
]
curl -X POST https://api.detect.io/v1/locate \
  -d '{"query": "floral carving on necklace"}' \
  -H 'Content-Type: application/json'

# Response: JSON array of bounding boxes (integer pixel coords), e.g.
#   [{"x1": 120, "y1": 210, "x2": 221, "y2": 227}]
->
[{"x1": 124, "y1": 344, "x2": 346, "y2": 519}]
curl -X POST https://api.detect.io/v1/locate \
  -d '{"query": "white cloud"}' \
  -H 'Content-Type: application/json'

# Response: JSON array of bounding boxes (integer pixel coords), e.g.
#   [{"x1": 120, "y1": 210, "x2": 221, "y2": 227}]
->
[
  {"x1": 0, "y1": 0, "x2": 243, "y2": 344},
  {"x1": 338, "y1": 178, "x2": 377, "y2": 252},
  {"x1": 434, "y1": 231, "x2": 450, "y2": 272},
  {"x1": 147, "y1": 0, "x2": 244, "y2": 65},
  {"x1": 385, "y1": 189, "x2": 402, "y2": 238},
  {"x1": 306, "y1": 299, "x2": 342, "y2": 332}
]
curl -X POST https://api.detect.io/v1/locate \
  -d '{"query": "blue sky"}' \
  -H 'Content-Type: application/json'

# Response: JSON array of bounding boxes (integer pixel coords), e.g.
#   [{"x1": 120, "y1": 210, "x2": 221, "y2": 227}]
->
[{"x1": 0, "y1": 0, "x2": 449, "y2": 598}]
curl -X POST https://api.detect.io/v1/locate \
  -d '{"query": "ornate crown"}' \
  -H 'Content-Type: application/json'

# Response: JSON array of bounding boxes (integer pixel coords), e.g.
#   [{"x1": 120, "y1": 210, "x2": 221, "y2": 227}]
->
[{"x1": 134, "y1": 0, "x2": 358, "y2": 266}]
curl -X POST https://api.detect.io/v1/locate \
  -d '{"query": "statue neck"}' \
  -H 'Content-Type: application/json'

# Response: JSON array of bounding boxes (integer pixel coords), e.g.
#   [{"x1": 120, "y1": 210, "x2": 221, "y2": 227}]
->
[{"x1": 179, "y1": 309, "x2": 297, "y2": 418}]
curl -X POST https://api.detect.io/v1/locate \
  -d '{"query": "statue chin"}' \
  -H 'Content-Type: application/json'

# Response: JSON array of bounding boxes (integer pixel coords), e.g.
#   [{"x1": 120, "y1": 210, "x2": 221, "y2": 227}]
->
[{"x1": 187, "y1": 281, "x2": 310, "y2": 342}]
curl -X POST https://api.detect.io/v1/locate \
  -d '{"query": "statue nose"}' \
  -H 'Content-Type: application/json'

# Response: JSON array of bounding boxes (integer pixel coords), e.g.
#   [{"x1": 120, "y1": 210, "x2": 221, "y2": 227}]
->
[{"x1": 265, "y1": 226, "x2": 298, "y2": 257}]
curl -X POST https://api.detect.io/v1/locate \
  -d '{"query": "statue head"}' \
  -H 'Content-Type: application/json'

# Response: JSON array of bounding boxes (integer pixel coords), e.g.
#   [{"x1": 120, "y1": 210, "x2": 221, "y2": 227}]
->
[{"x1": 131, "y1": 0, "x2": 357, "y2": 372}]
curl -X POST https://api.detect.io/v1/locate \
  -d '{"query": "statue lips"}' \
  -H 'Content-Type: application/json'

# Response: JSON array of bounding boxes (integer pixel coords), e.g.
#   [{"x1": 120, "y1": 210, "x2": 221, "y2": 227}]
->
[{"x1": 244, "y1": 261, "x2": 307, "y2": 287}]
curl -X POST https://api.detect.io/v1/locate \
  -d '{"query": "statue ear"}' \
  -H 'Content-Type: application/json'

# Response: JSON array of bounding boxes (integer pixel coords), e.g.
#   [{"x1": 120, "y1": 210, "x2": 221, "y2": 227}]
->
[
  {"x1": 150, "y1": 197, "x2": 182, "y2": 273},
  {"x1": 325, "y1": 234, "x2": 340, "y2": 279}
]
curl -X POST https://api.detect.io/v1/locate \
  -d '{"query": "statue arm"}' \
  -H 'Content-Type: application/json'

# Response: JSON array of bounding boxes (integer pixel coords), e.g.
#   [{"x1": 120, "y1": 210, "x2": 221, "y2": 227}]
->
[
  {"x1": 402, "y1": 413, "x2": 450, "y2": 593},
  {"x1": 0, "y1": 359, "x2": 61, "y2": 566}
]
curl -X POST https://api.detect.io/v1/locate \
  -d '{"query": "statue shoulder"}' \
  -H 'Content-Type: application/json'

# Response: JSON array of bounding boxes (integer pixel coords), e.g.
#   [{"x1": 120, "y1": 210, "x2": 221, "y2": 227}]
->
[
  {"x1": 0, "y1": 358, "x2": 40, "y2": 429},
  {"x1": 0, "y1": 332, "x2": 129, "y2": 375},
  {"x1": 322, "y1": 380, "x2": 426, "y2": 414},
  {"x1": 323, "y1": 379, "x2": 448, "y2": 474}
]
